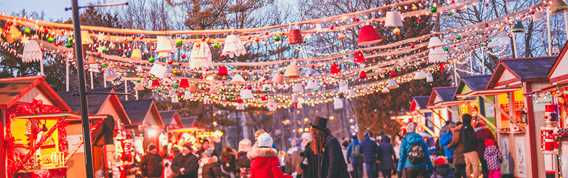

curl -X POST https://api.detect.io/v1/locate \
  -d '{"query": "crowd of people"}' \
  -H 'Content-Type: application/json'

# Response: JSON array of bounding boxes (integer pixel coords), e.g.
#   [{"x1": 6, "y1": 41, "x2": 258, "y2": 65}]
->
[{"x1": 137, "y1": 114, "x2": 503, "y2": 178}]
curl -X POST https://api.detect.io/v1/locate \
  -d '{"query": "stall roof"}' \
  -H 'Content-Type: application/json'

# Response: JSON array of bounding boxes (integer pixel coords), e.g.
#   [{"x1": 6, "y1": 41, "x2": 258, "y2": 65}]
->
[
  {"x1": 549, "y1": 42, "x2": 568, "y2": 83},
  {"x1": 59, "y1": 88, "x2": 131, "y2": 124},
  {"x1": 410, "y1": 96, "x2": 430, "y2": 111},
  {"x1": 122, "y1": 99, "x2": 164, "y2": 127},
  {"x1": 487, "y1": 57, "x2": 555, "y2": 89},
  {"x1": 427, "y1": 87, "x2": 459, "y2": 107},
  {"x1": 180, "y1": 116, "x2": 197, "y2": 128},
  {"x1": 159, "y1": 110, "x2": 183, "y2": 128},
  {"x1": 460, "y1": 75, "x2": 491, "y2": 91},
  {"x1": 0, "y1": 76, "x2": 70, "y2": 111}
]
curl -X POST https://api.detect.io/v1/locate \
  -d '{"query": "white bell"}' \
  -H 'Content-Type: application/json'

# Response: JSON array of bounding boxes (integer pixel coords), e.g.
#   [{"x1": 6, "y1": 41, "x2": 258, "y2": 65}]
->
[
  {"x1": 339, "y1": 80, "x2": 349, "y2": 93},
  {"x1": 157, "y1": 36, "x2": 174, "y2": 58},
  {"x1": 190, "y1": 41, "x2": 213, "y2": 69},
  {"x1": 221, "y1": 35, "x2": 247, "y2": 58},
  {"x1": 22, "y1": 40, "x2": 42, "y2": 63},
  {"x1": 150, "y1": 63, "x2": 169, "y2": 78},
  {"x1": 171, "y1": 95, "x2": 179, "y2": 103},
  {"x1": 385, "y1": 11, "x2": 404, "y2": 27},
  {"x1": 203, "y1": 95, "x2": 211, "y2": 104},
  {"x1": 428, "y1": 37, "x2": 448, "y2": 63},
  {"x1": 333, "y1": 97, "x2": 344, "y2": 110}
]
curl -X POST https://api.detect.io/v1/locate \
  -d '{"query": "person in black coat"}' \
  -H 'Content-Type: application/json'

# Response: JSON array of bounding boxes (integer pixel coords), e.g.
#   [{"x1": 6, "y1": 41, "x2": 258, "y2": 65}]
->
[
  {"x1": 360, "y1": 132, "x2": 380, "y2": 178},
  {"x1": 308, "y1": 117, "x2": 349, "y2": 178},
  {"x1": 378, "y1": 136, "x2": 396, "y2": 178},
  {"x1": 461, "y1": 114, "x2": 481, "y2": 178},
  {"x1": 172, "y1": 144, "x2": 200, "y2": 178},
  {"x1": 299, "y1": 142, "x2": 317, "y2": 178},
  {"x1": 141, "y1": 144, "x2": 163, "y2": 178}
]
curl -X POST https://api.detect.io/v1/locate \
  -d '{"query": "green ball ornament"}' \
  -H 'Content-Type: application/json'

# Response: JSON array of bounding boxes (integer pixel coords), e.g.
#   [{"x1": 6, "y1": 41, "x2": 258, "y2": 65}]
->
[
  {"x1": 47, "y1": 37, "x2": 55, "y2": 43},
  {"x1": 24, "y1": 27, "x2": 31, "y2": 34},
  {"x1": 175, "y1": 39, "x2": 183, "y2": 47},
  {"x1": 101, "y1": 63, "x2": 108, "y2": 68},
  {"x1": 65, "y1": 41, "x2": 73, "y2": 48},
  {"x1": 456, "y1": 35, "x2": 462, "y2": 40},
  {"x1": 172, "y1": 83, "x2": 179, "y2": 89},
  {"x1": 443, "y1": 47, "x2": 449, "y2": 51},
  {"x1": 148, "y1": 56, "x2": 156, "y2": 63},
  {"x1": 212, "y1": 42, "x2": 222, "y2": 49},
  {"x1": 273, "y1": 35, "x2": 282, "y2": 42},
  {"x1": 431, "y1": 6, "x2": 437, "y2": 13}
]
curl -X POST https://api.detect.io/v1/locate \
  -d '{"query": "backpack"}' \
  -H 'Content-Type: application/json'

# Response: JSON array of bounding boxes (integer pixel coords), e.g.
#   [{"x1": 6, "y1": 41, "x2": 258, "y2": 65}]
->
[
  {"x1": 407, "y1": 143, "x2": 426, "y2": 164},
  {"x1": 352, "y1": 145, "x2": 362, "y2": 158}
]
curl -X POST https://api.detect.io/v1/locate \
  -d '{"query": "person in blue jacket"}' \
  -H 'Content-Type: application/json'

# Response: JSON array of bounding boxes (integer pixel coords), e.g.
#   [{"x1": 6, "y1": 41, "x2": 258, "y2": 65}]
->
[
  {"x1": 397, "y1": 122, "x2": 433, "y2": 178},
  {"x1": 346, "y1": 135, "x2": 363, "y2": 178},
  {"x1": 439, "y1": 121, "x2": 455, "y2": 162},
  {"x1": 360, "y1": 132, "x2": 380, "y2": 178}
]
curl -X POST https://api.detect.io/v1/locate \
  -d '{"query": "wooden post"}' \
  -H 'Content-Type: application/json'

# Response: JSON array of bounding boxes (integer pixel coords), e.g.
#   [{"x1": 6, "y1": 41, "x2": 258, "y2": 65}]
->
[{"x1": 522, "y1": 83, "x2": 540, "y2": 178}]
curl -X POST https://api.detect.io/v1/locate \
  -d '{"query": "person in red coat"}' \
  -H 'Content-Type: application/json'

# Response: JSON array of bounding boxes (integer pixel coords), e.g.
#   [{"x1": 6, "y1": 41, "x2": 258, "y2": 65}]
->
[{"x1": 248, "y1": 133, "x2": 292, "y2": 178}]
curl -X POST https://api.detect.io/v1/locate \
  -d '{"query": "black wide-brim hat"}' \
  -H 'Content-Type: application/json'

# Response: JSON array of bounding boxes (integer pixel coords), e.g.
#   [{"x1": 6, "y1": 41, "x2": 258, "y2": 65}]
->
[{"x1": 310, "y1": 117, "x2": 330, "y2": 133}]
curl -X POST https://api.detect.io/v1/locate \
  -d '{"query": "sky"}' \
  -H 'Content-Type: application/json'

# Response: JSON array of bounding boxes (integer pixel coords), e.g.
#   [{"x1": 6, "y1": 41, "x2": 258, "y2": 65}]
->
[{"x1": 0, "y1": 0, "x2": 71, "y2": 20}]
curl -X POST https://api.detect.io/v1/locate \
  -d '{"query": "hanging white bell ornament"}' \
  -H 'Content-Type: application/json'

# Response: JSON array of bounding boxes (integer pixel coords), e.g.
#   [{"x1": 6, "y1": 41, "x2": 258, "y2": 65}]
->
[
  {"x1": 240, "y1": 88, "x2": 254, "y2": 99},
  {"x1": 333, "y1": 97, "x2": 344, "y2": 110},
  {"x1": 190, "y1": 41, "x2": 213, "y2": 69},
  {"x1": 387, "y1": 79, "x2": 399, "y2": 89},
  {"x1": 382, "y1": 87, "x2": 390, "y2": 93},
  {"x1": 385, "y1": 11, "x2": 404, "y2": 27},
  {"x1": 203, "y1": 95, "x2": 211, "y2": 104},
  {"x1": 171, "y1": 94, "x2": 179, "y2": 103},
  {"x1": 22, "y1": 40, "x2": 42, "y2": 63},
  {"x1": 231, "y1": 74, "x2": 246, "y2": 83},
  {"x1": 292, "y1": 83, "x2": 304, "y2": 93},
  {"x1": 221, "y1": 35, "x2": 247, "y2": 58},
  {"x1": 428, "y1": 37, "x2": 448, "y2": 63},
  {"x1": 183, "y1": 90, "x2": 193, "y2": 100},
  {"x1": 157, "y1": 36, "x2": 174, "y2": 58},
  {"x1": 426, "y1": 73, "x2": 434, "y2": 83},
  {"x1": 414, "y1": 71, "x2": 427, "y2": 80},
  {"x1": 150, "y1": 63, "x2": 170, "y2": 78}
]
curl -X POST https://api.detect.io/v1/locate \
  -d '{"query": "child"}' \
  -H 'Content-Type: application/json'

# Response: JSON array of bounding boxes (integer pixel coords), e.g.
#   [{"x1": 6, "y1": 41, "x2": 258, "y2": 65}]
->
[
  {"x1": 431, "y1": 156, "x2": 454, "y2": 178},
  {"x1": 483, "y1": 139, "x2": 502, "y2": 178}
]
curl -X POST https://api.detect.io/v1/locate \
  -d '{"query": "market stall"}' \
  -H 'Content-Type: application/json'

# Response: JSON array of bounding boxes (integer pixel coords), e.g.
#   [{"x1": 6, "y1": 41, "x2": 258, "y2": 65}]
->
[
  {"x1": 159, "y1": 110, "x2": 184, "y2": 130},
  {"x1": 122, "y1": 99, "x2": 164, "y2": 156},
  {"x1": 408, "y1": 96, "x2": 436, "y2": 136},
  {"x1": 455, "y1": 75, "x2": 497, "y2": 132},
  {"x1": 483, "y1": 57, "x2": 556, "y2": 178},
  {"x1": 426, "y1": 87, "x2": 461, "y2": 136}
]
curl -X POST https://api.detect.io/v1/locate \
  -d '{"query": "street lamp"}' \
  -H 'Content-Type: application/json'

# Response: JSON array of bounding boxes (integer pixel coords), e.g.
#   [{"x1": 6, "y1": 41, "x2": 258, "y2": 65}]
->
[{"x1": 66, "y1": 1, "x2": 127, "y2": 178}]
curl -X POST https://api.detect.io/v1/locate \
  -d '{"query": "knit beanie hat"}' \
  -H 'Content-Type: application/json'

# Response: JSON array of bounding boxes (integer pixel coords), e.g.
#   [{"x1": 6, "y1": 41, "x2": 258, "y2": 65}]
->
[
  {"x1": 257, "y1": 133, "x2": 273, "y2": 148},
  {"x1": 238, "y1": 138, "x2": 252, "y2": 152}
]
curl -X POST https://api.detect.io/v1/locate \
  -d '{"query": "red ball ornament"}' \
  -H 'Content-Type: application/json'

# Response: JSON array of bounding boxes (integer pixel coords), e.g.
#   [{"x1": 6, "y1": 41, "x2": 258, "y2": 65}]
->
[
  {"x1": 389, "y1": 70, "x2": 398, "y2": 77},
  {"x1": 330, "y1": 63, "x2": 341, "y2": 75},
  {"x1": 181, "y1": 53, "x2": 187, "y2": 59},
  {"x1": 168, "y1": 60, "x2": 174, "y2": 64},
  {"x1": 217, "y1": 66, "x2": 229, "y2": 76},
  {"x1": 359, "y1": 71, "x2": 367, "y2": 79},
  {"x1": 261, "y1": 95, "x2": 268, "y2": 101},
  {"x1": 354, "y1": 51, "x2": 366, "y2": 63}
]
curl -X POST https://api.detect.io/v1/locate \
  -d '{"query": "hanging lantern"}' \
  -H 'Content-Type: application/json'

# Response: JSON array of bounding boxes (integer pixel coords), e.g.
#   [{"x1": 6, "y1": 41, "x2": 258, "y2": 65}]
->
[
  {"x1": 357, "y1": 25, "x2": 381, "y2": 46},
  {"x1": 385, "y1": 11, "x2": 404, "y2": 27},
  {"x1": 551, "y1": 0, "x2": 568, "y2": 13},
  {"x1": 354, "y1": 51, "x2": 366, "y2": 63},
  {"x1": 150, "y1": 63, "x2": 170, "y2": 78},
  {"x1": 387, "y1": 79, "x2": 399, "y2": 89},
  {"x1": 288, "y1": 29, "x2": 303, "y2": 44},
  {"x1": 414, "y1": 71, "x2": 427, "y2": 80},
  {"x1": 231, "y1": 74, "x2": 246, "y2": 83},
  {"x1": 330, "y1": 63, "x2": 341, "y2": 75},
  {"x1": 426, "y1": 73, "x2": 434, "y2": 83},
  {"x1": 179, "y1": 78, "x2": 190, "y2": 89},
  {"x1": 359, "y1": 70, "x2": 367, "y2": 79},
  {"x1": 6, "y1": 25, "x2": 22, "y2": 43},
  {"x1": 511, "y1": 21, "x2": 525, "y2": 33},
  {"x1": 221, "y1": 35, "x2": 247, "y2": 58},
  {"x1": 190, "y1": 41, "x2": 213, "y2": 69},
  {"x1": 272, "y1": 72, "x2": 284, "y2": 84},
  {"x1": 22, "y1": 40, "x2": 42, "y2": 63},
  {"x1": 428, "y1": 36, "x2": 448, "y2": 63},
  {"x1": 333, "y1": 96, "x2": 344, "y2": 110},
  {"x1": 284, "y1": 62, "x2": 300, "y2": 78},
  {"x1": 240, "y1": 88, "x2": 254, "y2": 99},
  {"x1": 131, "y1": 49, "x2": 142, "y2": 60},
  {"x1": 218, "y1": 66, "x2": 229, "y2": 76},
  {"x1": 157, "y1": 36, "x2": 174, "y2": 58}
]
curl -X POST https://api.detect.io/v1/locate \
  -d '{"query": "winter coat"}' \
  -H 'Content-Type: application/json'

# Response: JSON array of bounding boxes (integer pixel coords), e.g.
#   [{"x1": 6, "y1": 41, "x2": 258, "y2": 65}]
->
[
  {"x1": 483, "y1": 145, "x2": 502, "y2": 171},
  {"x1": 346, "y1": 137, "x2": 363, "y2": 164},
  {"x1": 378, "y1": 137, "x2": 396, "y2": 170},
  {"x1": 172, "y1": 153, "x2": 199, "y2": 178},
  {"x1": 237, "y1": 151, "x2": 250, "y2": 169},
  {"x1": 300, "y1": 143, "x2": 317, "y2": 178},
  {"x1": 249, "y1": 147, "x2": 292, "y2": 178},
  {"x1": 359, "y1": 133, "x2": 380, "y2": 163},
  {"x1": 448, "y1": 127, "x2": 465, "y2": 166},
  {"x1": 439, "y1": 130, "x2": 454, "y2": 161},
  {"x1": 317, "y1": 134, "x2": 350, "y2": 178},
  {"x1": 474, "y1": 124, "x2": 495, "y2": 155},
  {"x1": 141, "y1": 153, "x2": 163, "y2": 177},
  {"x1": 220, "y1": 152, "x2": 237, "y2": 174},
  {"x1": 461, "y1": 118, "x2": 477, "y2": 153},
  {"x1": 397, "y1": 132, "x2": 433, "y2": 172},
  {"x1": 202, "y1": 160, "x2": 229, "y2": 178}
]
